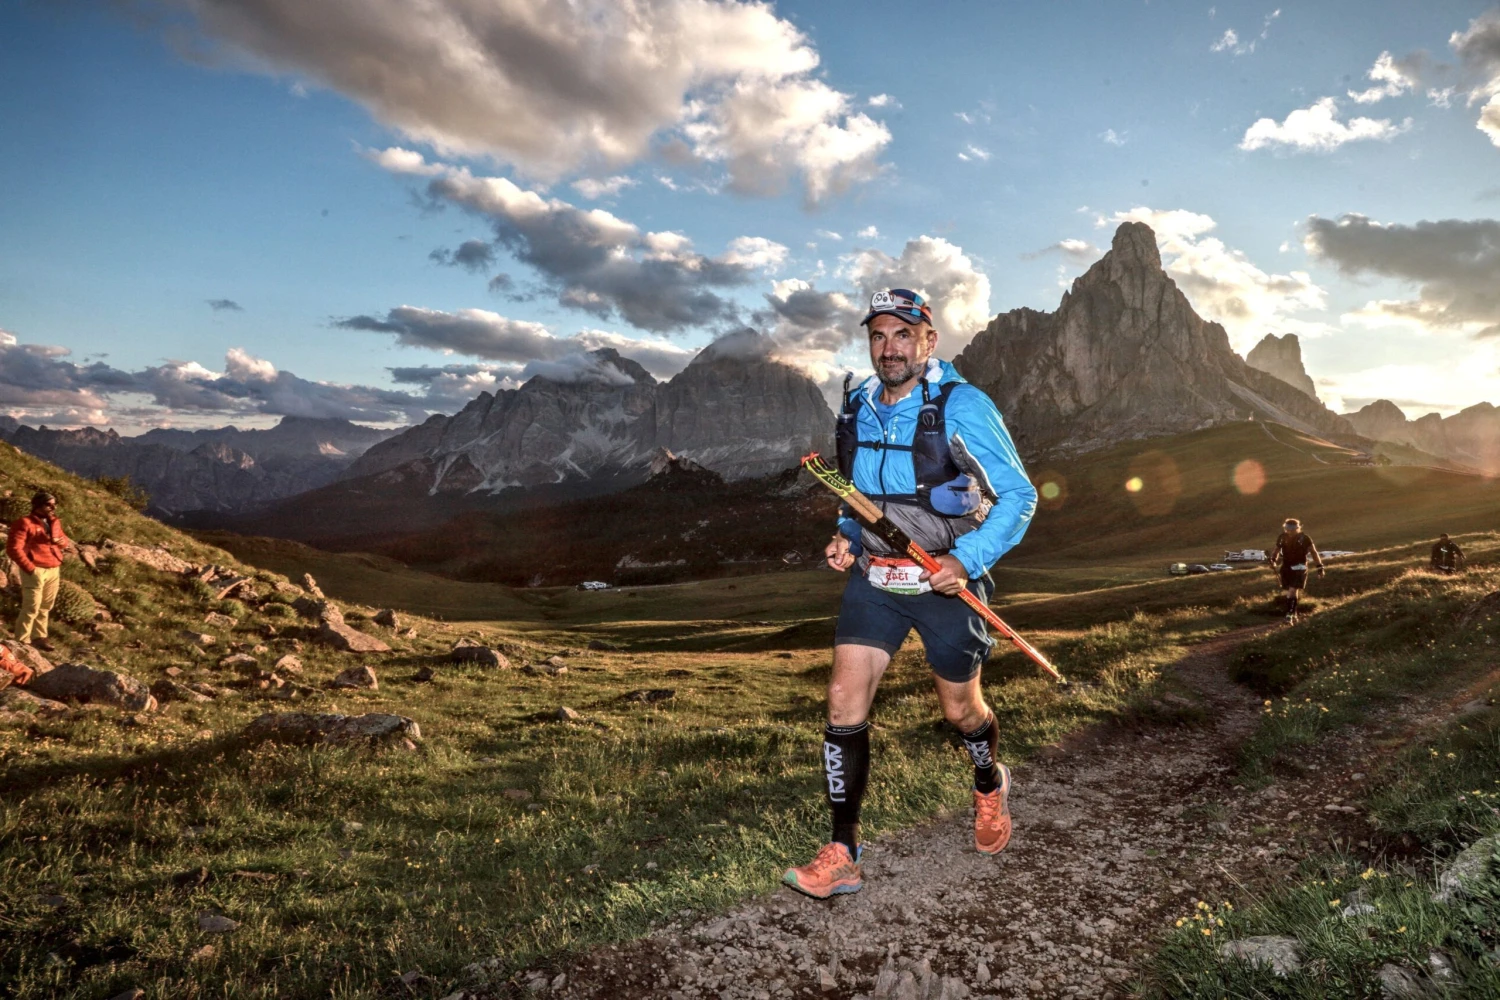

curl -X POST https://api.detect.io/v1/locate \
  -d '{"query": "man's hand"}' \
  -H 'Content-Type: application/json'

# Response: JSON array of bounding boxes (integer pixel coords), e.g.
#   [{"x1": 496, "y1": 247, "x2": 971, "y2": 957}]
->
[
  {"x1": 1317, "y1": 566, "x2": 1326, "y2": 578},
  {"x1": 919, "y1": 554, "x2": 969, "y2": 596},
  {"x1": 825, "y1": 533, "x2": 856, "y2": 572},
  {"x1": 11, "y1": 663, "x2": 32, "y2": 685}
]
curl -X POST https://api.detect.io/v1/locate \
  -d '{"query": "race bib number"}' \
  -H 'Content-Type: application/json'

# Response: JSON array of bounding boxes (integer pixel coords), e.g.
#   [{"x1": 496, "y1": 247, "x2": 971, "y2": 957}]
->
[{"x1": 867, "y1": 556, "x2": 931, "y2": 595}]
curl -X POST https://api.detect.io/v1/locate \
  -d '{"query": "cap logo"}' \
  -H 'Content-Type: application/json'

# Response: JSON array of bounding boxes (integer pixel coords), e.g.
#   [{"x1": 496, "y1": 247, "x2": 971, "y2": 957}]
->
[{"x1": 870, "y1": 290, "x2": 896, "y2": 309}]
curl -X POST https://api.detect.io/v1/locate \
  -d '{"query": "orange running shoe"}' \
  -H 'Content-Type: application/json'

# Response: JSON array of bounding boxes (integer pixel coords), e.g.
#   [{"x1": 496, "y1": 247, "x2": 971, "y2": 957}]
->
[
  {"x1": 974, "y1": 763, "x2": 1012, "y2": 855},
  {"x1": 782, "y1": 842, "x2": 863, "y2": 898}
]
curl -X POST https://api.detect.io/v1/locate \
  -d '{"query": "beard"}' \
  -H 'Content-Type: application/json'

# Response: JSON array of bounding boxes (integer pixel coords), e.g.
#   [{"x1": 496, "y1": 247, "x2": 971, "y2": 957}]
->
[{"x1": 876, "y1": 356, "x2": 925, "y2": 388}]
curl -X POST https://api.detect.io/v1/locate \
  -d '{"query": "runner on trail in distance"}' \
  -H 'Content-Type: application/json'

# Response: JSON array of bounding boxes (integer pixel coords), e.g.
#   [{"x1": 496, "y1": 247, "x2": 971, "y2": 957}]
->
[
  {"x1": 782, "y1": 288, "x2": 1038, "y2": 899},
  {"x1": 1269, "y1": 517, "x2": 1324, "y2": 622},
  {"x1": 1431, "y1": 533, "x2": 1465, "y2": 574}
]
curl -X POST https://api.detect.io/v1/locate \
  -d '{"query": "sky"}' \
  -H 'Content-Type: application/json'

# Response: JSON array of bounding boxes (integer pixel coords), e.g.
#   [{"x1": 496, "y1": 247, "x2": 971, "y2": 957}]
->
[{"x1": 2, "y1": 0, "x2": 1499, "y2": 432}]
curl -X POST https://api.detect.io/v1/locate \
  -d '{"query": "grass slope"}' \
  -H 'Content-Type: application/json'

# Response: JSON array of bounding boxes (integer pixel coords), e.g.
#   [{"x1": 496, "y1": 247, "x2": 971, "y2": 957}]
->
[{"x1": 1142, "y1": 546, "x2": 1500, "y2": 997}]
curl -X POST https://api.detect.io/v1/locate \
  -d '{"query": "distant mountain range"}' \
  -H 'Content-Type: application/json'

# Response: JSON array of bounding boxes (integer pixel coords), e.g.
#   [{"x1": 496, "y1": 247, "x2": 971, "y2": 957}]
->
[{"x1": 0, "y1": 417, "x2": 396, "y2": 515}]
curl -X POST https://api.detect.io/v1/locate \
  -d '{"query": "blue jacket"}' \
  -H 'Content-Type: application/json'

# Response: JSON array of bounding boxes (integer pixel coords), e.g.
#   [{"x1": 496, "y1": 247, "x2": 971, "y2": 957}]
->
[{"x1": 836, "y1": 358, "x2": 1036, "y2": 578}]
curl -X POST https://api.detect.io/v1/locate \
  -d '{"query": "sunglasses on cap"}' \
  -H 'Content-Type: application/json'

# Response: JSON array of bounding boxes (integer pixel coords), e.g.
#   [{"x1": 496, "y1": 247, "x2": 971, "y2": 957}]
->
[{"x1": 861, "y1": 288, "x2": 933, "y2": 327}]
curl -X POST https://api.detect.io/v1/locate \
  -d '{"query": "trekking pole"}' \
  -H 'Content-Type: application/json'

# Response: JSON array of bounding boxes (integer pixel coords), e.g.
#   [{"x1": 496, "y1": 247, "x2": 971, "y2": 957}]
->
[{"x1": 802, "y1": 453, "x2": 1067, "y2": 686}]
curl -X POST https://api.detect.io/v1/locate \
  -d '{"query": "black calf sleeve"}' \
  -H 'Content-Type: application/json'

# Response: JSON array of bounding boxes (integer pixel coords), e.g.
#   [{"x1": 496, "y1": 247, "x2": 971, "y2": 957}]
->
[
  {"x1": 823, "y1": 722, "x2": 870, "y2": 853},
  {"x1": 961, "y1": 714, "x2": 1001, "y2": 793}
]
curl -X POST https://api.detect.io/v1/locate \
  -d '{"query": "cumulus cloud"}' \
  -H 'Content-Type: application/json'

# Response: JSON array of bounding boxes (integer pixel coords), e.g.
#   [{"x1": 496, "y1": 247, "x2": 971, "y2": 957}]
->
[
  {"x1": 1303, "y1": 213, "x2": 1500, "y2": 338},
  {"x1": 207, "y1": 298, "x2": 243, "y2": 312},
  {"x1": 336, "y1": 305, "x2": 694, "y2": 378},
  {"x1": 169, "y1": 0, "x2": 888, "y2": 205},
  {"x1": 1240, "y1": 97, "x2": 1411, "y2": 152},
  {"x1": 1102, "y1": 207, "x2": 1330, "y2": 350},
  {"x1": 856, "y1": 225, "x2": 880, "y2": 239},
  {"x1": 0, "y1": 331, "x2": 430, "y2": 427},
  {"x1": 1452, "y1": 10, "x2": 1500, "y2": 146},
  {"x1": 843, "y1": 237, "x2": 993, "y2": 351},
  {"x1": 388, "y1": 363, "x2": 520, "y2": 408},
  {"x1": 1348, "y1": 51, "x2": 1423, "y2": 103},
  {"x1": 428, "y1": 239, "x2": 497, "y2": 273},
  {"x1": 570, "y1": 175, "x2": 636, "y2": 200},
  {"x1": 382, "y1": 151, "x2": 785, "y2": 331},
  {"x1": 867, "y1": 93, "x2": 898, "y2": 109}
]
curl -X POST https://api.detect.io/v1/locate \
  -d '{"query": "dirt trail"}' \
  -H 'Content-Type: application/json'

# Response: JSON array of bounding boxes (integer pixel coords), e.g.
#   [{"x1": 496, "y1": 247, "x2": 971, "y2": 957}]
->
[{"x1": 520, "y1": 625, "x2": 1386, "y2": 1000}]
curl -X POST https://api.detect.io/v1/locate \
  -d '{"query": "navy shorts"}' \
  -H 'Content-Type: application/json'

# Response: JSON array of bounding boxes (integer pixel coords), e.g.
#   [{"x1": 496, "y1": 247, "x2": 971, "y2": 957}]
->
[
  {"x1": 1279, "y1": 567, "x2": 1308, "y2": 589},
  {"x1": 834, "y1": 569, "x2": 995, "y2": 683}
]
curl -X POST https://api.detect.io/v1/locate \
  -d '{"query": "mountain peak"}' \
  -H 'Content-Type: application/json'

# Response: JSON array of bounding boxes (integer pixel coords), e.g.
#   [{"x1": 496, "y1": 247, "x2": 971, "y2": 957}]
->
[
  {"x1": 1107, "y1": 221, "x2": 1162, "y2": 270},
  {"x1": 1245, "y1": 333, "x2": 1318, "y2": 401}
]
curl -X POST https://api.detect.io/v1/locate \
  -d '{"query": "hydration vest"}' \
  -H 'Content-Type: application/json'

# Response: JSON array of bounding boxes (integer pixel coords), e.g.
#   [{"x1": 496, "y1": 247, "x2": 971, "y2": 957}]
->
[{"x1": 834, "y1": 373, "x2": 968, "y2": 514}]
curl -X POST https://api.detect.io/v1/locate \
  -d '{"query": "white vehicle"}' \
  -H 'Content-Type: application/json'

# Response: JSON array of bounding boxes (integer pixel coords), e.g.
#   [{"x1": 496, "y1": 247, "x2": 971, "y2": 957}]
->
[
  {"x1": 1208, "y1": 563, "x2": 1234, "y2": 572},
  {"x1": 576, "y1": 580, "x2": 610, "y2": 591},
  {"x1": 1223, "y1": 549, "x2": 1268, "y2": 562}
]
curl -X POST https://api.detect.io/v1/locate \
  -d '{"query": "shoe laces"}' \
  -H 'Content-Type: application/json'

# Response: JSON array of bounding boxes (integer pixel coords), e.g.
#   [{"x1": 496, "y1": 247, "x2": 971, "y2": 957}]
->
[
  {"x1": 806, "y1": 842, "x2": 852, "y2": 875},
  {"x1": 975, "y1": 788, "x2": 1005, "y2": 826}
]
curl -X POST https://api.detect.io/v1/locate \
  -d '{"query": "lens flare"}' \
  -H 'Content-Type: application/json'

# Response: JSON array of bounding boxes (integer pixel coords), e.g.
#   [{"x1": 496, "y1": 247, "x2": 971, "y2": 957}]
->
[
  {"x1": 1124, "y1": 451, "x2": 1182, "y2": 516},
  {"x1": 1041, "y1": 481, "x2": 1061, "y2": 500},
  {"x1": 1125, "y1": 476, "x2": 1144, "y2": 493},
  {"x1": 1233, "y1": 459, "x2": 1266, "y2": 495}
]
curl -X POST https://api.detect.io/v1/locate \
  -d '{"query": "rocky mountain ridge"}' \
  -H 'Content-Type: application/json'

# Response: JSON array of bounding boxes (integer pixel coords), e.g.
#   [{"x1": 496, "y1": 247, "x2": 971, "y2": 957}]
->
[
  {"x1": 1245, "y1": 333, "x2": 1319, "y2": 400},
  {"x1": 3, "y1": 417, "x2": 395, "y2": 516},
  {"x1": 953, "y1": 222, "x2": 1354, "y2": 458},
  {"x1": 346, "y1": 342, "x2": 833, "y2": 491},
  {"x1": 1345, "y1": 400, "x2": 1500, "y2": 473}
]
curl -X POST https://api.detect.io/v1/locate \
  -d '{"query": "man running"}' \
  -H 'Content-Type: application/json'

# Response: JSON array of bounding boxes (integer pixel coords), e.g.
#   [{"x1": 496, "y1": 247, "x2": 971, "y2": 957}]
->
[
  {"x1": 1431, "y1": 533, "x2": 1465, "y2": 574},
  {"x1": 783, "y1": 288, "x2": 1037, "y2": 899},
  {"x1": 1269, "y1": 517, "x2": 1324, "y2": 622}
]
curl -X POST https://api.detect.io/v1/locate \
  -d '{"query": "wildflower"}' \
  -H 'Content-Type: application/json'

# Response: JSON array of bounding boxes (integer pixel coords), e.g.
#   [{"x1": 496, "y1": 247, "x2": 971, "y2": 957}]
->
[
  {"x1": 1396, "y1": 926, "x2": 1406, "y2": 933},
  {"x1": 1201, "y1": 927, "x2": 1213, "y2": 936},
  {"x1": 1329, "y1": 899, "x2": 1341, "y2": 907},
  {"x1": 1361, "y1": 868, "x2": 1376, "y2": 880}
]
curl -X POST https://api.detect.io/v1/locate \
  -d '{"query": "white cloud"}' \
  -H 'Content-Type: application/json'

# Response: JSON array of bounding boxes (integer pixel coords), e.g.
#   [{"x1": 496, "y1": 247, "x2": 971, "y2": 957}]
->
[
  {"x1": 815, "y1": 229, "x2": 843, "y2": 241},
  {"x1": 843, "y1": 236, "x2": 993, "y2": 352},
  {"x1": 1103, "y1": 207, "x2": 1330, "y2": 351},
  {"x1": 571, "y1": 175, "x2": 637, "y2": 199},
  {"x1": 1210, "y1": 10, "x2": 1279, "y2": 56},
  {"x1": 1481, "y1": 94, "x2": 1500, "y2": 146},
  {"x1": 1348, "y1": 51, "x2": 1420, "y2": 103},
  {"x1": 721, "y1": 235, "x2": 790, "y2": 270},
  {"x1": 1099, "y1": 129, "x2": 1127, "y2": 146},
  {"x1": 1320, "y1": 348, "x2": 1500, "y2": 417},
  {"x1": 169, "y1": 0, "x2": 888, "y2": 206},
  {"x1": 1210, "y1": 29, "x2": 1240, "y2": 53},
  {"x1": 867, "y1": 93, "x2": 898, "y2": 108},
  {"x1": 1239, "y1": 97, "x2": 1411, "y2": 152},
  {"x1": 856, "y1": 225, "x2": 880, "y2": 239},
  {"x1": 957, "y1": 144, "x2": 991, "y2": 162},
  {"x1": 224, "y1": 347, "x2": 278, "y2": 382}
]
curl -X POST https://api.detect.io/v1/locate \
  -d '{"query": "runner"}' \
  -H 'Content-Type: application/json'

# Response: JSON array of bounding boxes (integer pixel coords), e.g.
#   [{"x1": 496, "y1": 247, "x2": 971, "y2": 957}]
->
[
  {"x1": 1268, "y1": 517, "x2": 1324, "y2": 622},
  {"x1": 1431, "y1": 533, "x2": 1465, "y2": 574},
  {"x1": 782, "y1": 288, "x2": 1037, "y2": 899}
]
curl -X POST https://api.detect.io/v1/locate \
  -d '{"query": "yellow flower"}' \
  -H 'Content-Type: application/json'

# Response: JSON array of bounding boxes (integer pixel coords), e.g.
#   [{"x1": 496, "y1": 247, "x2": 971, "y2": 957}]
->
[
  {"x1": 1201, "y1": 927, "x2": 1213, "y2": 936},
  {"x1": 1329, "y1": 899, "x2": 1341, "y2": 907},
  {"x1": 1397, "y1": 926, "x2": 1406, "y2": 933},
  {"x1": 1361, "y1": 868, "x2": 1375, "y2": 880}
]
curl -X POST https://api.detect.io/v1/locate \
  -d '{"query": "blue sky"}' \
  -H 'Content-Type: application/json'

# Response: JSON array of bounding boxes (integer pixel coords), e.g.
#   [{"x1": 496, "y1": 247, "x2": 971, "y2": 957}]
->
[{"x1": 2, "y1": 0, "x2": 1498, "y2": 430}]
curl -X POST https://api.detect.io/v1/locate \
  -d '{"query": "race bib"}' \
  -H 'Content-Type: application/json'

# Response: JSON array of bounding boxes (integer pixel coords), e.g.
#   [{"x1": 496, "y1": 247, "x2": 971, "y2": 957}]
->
[
  {"x1": 1289, "y1": 563, "x2": 1307, "y2": 571},
  {"x1": 867, "y1": 556, "x2": 931, "y2": 595}
]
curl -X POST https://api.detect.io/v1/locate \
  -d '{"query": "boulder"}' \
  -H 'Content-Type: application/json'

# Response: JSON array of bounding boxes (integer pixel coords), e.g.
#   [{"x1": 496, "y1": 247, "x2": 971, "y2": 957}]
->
[
  {"x1": 316, "y1": 621, "x2": 391, "y2": 654},
  {"x1": 1218, "y1": 936, "x2": 1302, "y2": 977},
  {"x1": 272, "y1": 654, "x2": 303, "y2": 676},
  {"x1": 150, "y1": 679, "x2": 212, "y2": 704},
  {"x1": 0, "y1": 686, "x2": 69, "y2": 716},
  {"x1": 587, "y1": 638, "x2": 621, "y2": 652},
  {"x1": 218, "y1": 653, "x2": 259, "y2": 672},
  {"x1": 242, "y1": 712, "x2": 421, "y2": 746},
  {"x1": 179, "y1": 631, "x2": 216, "y2": 647},
  {"x1": 2, "y1": 640, "x2": 54, "y2": 677},
  {"x1": 292, "y1": 597, "x2": 343, "y2": 625},
  {"x1": 204, "y1": 611, "x2": 238, "y2": 629},
  {"x1": 213, "y1": 577, "x2": 251, "y2": 601},
  {"x1": 449, "y1": 639, "x2": 509, "y2": 668},
  {"x1": 273, "y1": 579, "x2": 300, "y2": 595},
  {"x1": 196, "y1": 913, "x2": 239, "y2": 934},
  {"x1": 100, "y1": 539, "x2": 194, "y2": 574},
  {"x1": 28, "y1": 663, "x2": 157, "y2": 712},
  {"x1": 331, "y1": 665, "x2": 378, "y2": 690},
  {"x1": 1376, "y1": 963, "x2": 1431, "y2": 999},
  {"x1": 373, "y1": 608, "x2": 400, "y2": 628},
  {"x1": 1433, "y1": 834, "x2": 1498, "y2": 903},
  {"x1": 302, "y1": 573, "x2": 325, "y2": 600},
  {"x1": 77, "y1": 543, "x2": 99, "y2": 570}
]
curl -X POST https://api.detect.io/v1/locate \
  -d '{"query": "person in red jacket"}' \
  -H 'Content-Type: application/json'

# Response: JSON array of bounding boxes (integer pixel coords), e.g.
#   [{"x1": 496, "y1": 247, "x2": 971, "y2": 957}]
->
[{"x1": 7, "y1": 491, "x2": 72, "y2": 650}]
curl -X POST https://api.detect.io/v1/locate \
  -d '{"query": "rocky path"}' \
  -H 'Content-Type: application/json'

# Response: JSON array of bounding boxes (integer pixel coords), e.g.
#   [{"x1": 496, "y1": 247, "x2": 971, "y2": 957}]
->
[{"x1": 512, "y1": 625, "x2": 1391, "y2": 1000}]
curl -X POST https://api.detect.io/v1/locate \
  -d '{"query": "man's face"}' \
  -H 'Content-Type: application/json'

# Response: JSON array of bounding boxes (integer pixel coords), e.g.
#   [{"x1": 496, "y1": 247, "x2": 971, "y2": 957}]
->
[
  {"x1": 867, "y1": 314, "x2": 936, "y2": 389},
  {"x1": 1284, "y1": 522, "x2": 1300, "y2": 536},
  {"x1": 34, "y1": 500, "x2": 56, "y2": 517}
]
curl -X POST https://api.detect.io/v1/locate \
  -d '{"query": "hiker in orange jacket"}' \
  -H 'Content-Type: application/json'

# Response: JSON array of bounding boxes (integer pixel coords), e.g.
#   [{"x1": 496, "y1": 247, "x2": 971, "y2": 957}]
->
[{"x1": 7, "y1": 491, "x2": 72, "y2": 651}]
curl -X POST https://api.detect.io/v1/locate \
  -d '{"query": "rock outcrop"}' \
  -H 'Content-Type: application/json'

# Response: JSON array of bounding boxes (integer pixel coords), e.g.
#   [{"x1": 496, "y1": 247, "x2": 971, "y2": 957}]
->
[
  {"x1": 3, "y1": 416, "x2": 395, "y2": 516},
  {"x1": 1245, "y1": 334, "x2": 1319, "y2": 400},
  {"x1": 28, "y1": 663, "x2": 157, "y2": 712},
  {"x1": 345, "y1": 343, "x2": 832, "y2": 488},
  {"x1": 241, "y1": 711, "x2": 420, "y2": 746},
  {"x1": 953, "y1": 222, "x2": 1354, "y2": 458}
]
